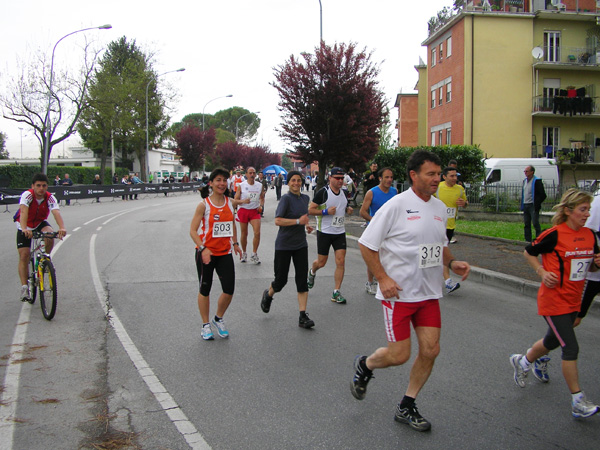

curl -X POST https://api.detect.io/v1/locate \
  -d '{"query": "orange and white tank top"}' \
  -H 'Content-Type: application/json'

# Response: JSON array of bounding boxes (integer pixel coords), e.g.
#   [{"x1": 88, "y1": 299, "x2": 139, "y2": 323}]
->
[{"x1": 199, "y1": 196, "x2": 235, "y2": 256}]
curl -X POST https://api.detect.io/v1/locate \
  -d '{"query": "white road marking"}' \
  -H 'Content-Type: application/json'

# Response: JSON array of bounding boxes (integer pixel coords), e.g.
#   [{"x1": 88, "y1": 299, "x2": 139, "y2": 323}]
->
[
  {"x1": 89, "y1": 234, "x2": 210, "y2": 450},
  {"x1": 0, "y1": 235, "x2": 68, "y2": 450}
]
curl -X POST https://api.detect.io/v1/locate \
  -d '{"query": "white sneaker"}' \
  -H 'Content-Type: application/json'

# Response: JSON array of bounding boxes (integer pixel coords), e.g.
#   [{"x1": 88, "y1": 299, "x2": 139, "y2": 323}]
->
[
  {"x1": 211, "y1": 318, "x2": 229, "y2": 338},
  {"x1": 510, "y1": 354, "x2": 529, "y2": 388},
  {"x1": 20, "y1": 285, "x2": 30, "y2": 302},
  {"x1": 572, "y1": 393, "x2": 599, "y2": 418},
  {"x1": 445, "y1": 280, "x2": 460, "y2": 294},
  {"x1": 250, "y1": 253, "x2": 261, "y2": 265},
  {"x1": 241, "y1": 252, "x2": 247, "y2": 263},
  {"x1": 201, "y1": 323, "x2": 214, "y2": 341},
  {"x1": 365, "y1": 281, "x2": 377, "y2": 295}
]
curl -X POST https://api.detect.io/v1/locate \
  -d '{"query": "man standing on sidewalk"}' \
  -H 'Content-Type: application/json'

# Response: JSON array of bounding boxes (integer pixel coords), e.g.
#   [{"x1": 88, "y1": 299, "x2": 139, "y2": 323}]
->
[
  {"x1": 521, "y1": 165, "x2": 546, "y2": 242},
  {"x1": 235, "y1": 167, "x2": 264, "y2": 264},
  {"x1": 307, "y1": 167, "x2": 353, "y2": 304},
  {"x1": 435, "y1": 166, "x2": 467, "y2": 293},
  {"x1": 359, "y1": 167, "x2": 397, "y2": 294},
  {"x1": 350, "y1": 150, "x2": 470, "y2": 432}
]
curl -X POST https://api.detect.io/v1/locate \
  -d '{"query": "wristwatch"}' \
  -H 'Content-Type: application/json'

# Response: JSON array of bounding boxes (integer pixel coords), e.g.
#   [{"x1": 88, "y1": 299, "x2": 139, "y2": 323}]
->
[{"x1": 296, "y1": 219, "x2": 300, "y2": 225}]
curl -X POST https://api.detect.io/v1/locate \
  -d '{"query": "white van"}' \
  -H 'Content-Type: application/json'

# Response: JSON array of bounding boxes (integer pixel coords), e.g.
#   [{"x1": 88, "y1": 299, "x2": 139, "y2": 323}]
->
[{"x1": 485, "y1": 158, "x2": 559, "y2": 188}]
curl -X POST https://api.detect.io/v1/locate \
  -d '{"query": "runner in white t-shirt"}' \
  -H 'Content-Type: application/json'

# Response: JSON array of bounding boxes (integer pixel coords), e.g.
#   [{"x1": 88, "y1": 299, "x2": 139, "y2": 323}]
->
[
  {"x1": 307, "y1": 167, "x2": 353, "y2": 304},
  {"x1": 234, "y1": 167, "x2": 265, "y2": 264},
  {"x1": 350, "y1": 150, "x2": 470, "y2": 433}
]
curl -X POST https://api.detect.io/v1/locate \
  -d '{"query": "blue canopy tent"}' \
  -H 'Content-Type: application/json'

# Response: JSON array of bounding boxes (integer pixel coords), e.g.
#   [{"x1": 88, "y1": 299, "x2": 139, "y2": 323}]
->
[{"x1": 262, "y1": 165, "x2": 288, "y2": 176}]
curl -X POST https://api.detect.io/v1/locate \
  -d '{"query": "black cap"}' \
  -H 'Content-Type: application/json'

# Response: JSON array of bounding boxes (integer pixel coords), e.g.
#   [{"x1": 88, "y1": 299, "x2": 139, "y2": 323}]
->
[{"x1": 330, "y1": 167, "x2": 345, "y2": 176}]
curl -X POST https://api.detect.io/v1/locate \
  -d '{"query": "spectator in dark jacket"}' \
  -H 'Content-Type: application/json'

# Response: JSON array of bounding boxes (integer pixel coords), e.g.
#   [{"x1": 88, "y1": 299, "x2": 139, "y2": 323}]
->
[{"x1": 521, "y1": 165, "x2": 547, "y2": 242}]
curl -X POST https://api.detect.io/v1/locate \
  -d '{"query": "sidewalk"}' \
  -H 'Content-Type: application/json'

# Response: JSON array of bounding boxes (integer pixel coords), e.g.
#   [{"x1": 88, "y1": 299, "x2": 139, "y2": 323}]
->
[{"x1": 345, "y1": 215, "x2": 541, "y2": 298}]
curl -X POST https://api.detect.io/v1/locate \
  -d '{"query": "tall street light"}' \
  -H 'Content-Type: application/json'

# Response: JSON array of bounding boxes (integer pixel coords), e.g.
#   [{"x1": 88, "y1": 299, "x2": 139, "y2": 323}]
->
[
  {"x1": 236, "y1": 112, "x2": 260, "y2": 141},
  {"x1": 18, "y1": 127, "x2": 23, "y2": 159},
  {"x1": 42, "y1": 24, "x2": 112, "y2": 175},
  {"x1": 202, "y1": 95, "x2": 233, "y2": 131},
  {"x1": 318, "y1": 0, "x2": 323, "y2": 42},
  {"x1": 145, "y1": 68, "x2": 185, "y2": 181}
]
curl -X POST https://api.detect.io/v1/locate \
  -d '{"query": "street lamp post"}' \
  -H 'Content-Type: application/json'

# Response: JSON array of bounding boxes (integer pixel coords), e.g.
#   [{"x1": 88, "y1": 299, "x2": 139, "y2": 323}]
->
[
  {"x1": 202, "y1": 95, "x2": 233, "y2": 131},
  {"x1": 318, "y1": 0, "x2": 323, "y2": 42},
  {"x1": 18, "y1": 127, "x2": 23, "y2": 159},
  {"x1": 145, "y1": 68, "x2": 185, "y2": 181},
  {"x1": 236, "y1": 112, "x2": 260, "y2": 141},
  {"x1": 42, "y1": 24, "x2": 112, "y2": 175}
]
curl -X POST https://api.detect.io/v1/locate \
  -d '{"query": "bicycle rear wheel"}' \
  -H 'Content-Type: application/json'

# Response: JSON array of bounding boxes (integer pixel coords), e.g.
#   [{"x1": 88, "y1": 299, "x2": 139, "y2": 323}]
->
[{"x1": 39, "y1": 259, "x2": 57, "y2": 320}]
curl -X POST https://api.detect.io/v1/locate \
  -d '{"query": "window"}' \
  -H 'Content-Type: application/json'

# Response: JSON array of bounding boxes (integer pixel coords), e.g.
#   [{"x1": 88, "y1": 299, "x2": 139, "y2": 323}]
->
[
  {"x1": 544, "y1": 31, "x2": 561, "y2": 63},
  {"x1": 439, "y1": 130, "x2": 444, "y2": 145},
  {"x1": 446, "y1": 82, "x2": 452, "y2": 103},
  {"x1": 431, "y1": 132, "x2": 436, "y2": 145},
  {"x1": 446, "y1": 128, "x2": 451, "y2": 145},
  {"x1": 542, "y1": 78, "x2": 560, "y2": 111},
  {"x1": 431, "y1": 48, "x2": 436, "y2": 67},
  {"x1": 431, "y1": 89, "x2": 436, "y2": 109},
  {"x1": 446, "y1": 37, "x2": 452, "y2": 57},
  {"x1": 439, "y1": 87, "x2": 443, "y2": 106},
  {"x1": 543, "y1": 127, "x2": 560, "y2": 158},
  {"x1": 439, "y1": 43, "x2": 443, "y2": 60}
]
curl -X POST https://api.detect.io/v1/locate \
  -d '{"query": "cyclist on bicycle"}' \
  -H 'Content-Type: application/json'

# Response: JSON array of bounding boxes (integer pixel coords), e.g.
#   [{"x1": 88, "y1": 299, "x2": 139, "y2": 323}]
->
[{"x1": 15, "y1": 173, "x2": 67, "y2": 301}]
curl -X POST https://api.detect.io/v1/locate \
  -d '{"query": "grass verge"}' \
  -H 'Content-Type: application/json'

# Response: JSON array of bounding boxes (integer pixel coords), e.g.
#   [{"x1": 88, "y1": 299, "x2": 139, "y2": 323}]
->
[{"x1": 457, "y1": 220, "x2": 551, "y2": 241}]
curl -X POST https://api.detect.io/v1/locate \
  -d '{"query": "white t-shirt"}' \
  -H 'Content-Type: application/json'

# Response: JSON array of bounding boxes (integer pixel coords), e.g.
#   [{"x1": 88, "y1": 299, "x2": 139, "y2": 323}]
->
[
  {"x1": 585, "y1": 194, "x2": 600, "y2": 282},
  {"x1": 359, "y1": 188, "x2": 448, "y2": 302},
  {"x1": 238, "y1": 180, "x2": 263, "y2": 210}
]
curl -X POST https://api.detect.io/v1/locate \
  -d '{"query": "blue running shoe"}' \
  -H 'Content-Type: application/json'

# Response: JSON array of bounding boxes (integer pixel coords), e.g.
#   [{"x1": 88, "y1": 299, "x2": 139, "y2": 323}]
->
[{"x1": 533, "y1": 355, "x2": 550, "y2": 383}]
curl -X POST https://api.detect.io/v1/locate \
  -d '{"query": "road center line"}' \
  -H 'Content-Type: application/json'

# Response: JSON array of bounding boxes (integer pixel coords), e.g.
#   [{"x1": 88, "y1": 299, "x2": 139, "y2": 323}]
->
[{"x1": 89, "y1": 234, "x2": 210, "y2": 450}]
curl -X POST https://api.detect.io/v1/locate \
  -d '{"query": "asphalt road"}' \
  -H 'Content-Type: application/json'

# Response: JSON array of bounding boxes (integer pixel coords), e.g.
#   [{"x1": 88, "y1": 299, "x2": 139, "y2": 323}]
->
[{"x1": 1, "y1": 189, "x2": 599, "y2": 450}]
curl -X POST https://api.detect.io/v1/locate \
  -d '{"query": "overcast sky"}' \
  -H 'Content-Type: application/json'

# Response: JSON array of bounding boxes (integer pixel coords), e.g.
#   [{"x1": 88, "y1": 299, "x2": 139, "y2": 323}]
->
[{"x1": 0, "y1": 0, "x2": 450, "y2": 159}]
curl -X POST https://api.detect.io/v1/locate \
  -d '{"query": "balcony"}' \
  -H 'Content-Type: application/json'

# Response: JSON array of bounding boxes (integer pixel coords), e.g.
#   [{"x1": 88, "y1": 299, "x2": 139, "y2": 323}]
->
[
  {"x1": 532, "y1": 95, "x2": 599, "y2": 116},
  {"x1": 533, "y1": 46, "x2": 600, "y2": 69}
]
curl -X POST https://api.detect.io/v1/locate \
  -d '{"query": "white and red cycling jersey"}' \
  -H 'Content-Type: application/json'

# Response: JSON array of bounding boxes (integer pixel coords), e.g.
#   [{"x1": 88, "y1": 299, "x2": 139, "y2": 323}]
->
[{"x1": 14, "y1": 189, "x2": 59, "y2": 231}]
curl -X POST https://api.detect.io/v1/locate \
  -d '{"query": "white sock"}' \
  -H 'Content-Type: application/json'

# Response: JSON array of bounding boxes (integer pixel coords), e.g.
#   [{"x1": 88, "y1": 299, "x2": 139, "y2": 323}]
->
[
  {"x1": 445, "y1": 278, "x2": 453, "y2": 286},
  {"x1": 572, "y1": 391, "x2": 584, "y2": 403},
  {"x1": 520, "y1": 355, "x2": 532, "y2": 371}
]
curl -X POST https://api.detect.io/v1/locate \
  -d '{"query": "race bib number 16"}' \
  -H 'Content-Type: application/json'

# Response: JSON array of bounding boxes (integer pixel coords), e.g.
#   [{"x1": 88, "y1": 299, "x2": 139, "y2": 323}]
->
[
  {"x1": 419, "y1": 243, "x2": 443, "y2": 269},
  {"x1": 213, "y1": 221, "x2": 233, "y2": 237}
]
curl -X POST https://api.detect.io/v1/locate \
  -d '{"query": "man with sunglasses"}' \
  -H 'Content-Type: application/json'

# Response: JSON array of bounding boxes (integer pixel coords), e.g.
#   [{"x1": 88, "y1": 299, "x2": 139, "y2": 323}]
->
[{"x1": 307, "y1": 167, "x2": 353, "y2": 304}]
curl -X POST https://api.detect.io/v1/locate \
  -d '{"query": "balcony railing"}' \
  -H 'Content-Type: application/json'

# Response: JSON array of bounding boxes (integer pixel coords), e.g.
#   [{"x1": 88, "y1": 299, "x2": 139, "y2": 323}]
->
[
  {"x1": 534, "y1": 46, "x2": 600, "y2": 65},
  {"x1": 533, "y1": 95, "x2": 598, "y2": 115}
]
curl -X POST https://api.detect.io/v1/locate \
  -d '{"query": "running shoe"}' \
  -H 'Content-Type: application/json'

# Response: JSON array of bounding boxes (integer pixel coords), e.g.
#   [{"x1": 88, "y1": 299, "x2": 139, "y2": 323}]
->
[
  {"x1": 331, "y1": 291, "x2": 347, "y2": 304},
  {"x1": 298, "y1": 313, "x2": 315, "y2": 329},
  {"x1": 510, "y1": 354, "x2": 529, "y2": 388},
  {"x1": 250, "y1": 253, "x2": 261, "y2": 265},
  {"x1": 532, "y1": 355, "x2": 551, "y2": 383},
  {"x1": 201, "y1": 323, "x2": 214, "y2": 341},
  {"x1": 446, "y1": 280, "x2": 460, "y2": 294},
  {"x1": 350, "y1": 355, "x2": 373, "y2": 400},
  {"x1": 365, "y1": 281, "x2": 377, "y2": 295},
  {"x1": 261, "y1": 289, "x2": 273, "y2": 313},
  {"x1": 394, "y1": 402, "x2": 432, "y2": 432},
  {"x1": 572, "y1": 393, "x2": 600, "y2": 418},
  {"x1": 307, "y1": 269, "x2": 316, "y2": 289},
  {"x1": 450, "y1": 238, "x2": 458, "y2": 244},
  {"x1": 20, "y1": 285, "x2": 30, "y2": 302},
  {"x1": 211, "y1": 318, "x2": 229, "y2": 338},
  {"x1": 240, "y1": 252, "x2": 247, "y2": 263}
]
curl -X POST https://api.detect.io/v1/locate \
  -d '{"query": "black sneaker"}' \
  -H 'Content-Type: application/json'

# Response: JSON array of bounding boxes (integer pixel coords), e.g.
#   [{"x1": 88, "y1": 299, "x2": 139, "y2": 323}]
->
[
  {"x1": 350, "y1": 356, "x2": 373, "y2": 400},
  {"x1": 298, "y1": 313, "x2": 315, "y2": 329},
  {"x1": 394, "y1": 402, "x2": 431, "y2": 432},
  {"x1": 261, "y1": 289, "x2": 273, "y2": 313}
]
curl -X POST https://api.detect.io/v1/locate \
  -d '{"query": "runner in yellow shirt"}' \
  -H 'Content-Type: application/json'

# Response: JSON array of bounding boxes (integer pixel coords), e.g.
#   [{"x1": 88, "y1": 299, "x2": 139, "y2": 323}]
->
[{"x1": 435, "y1": 166, "x2": 467, "y2": 293}]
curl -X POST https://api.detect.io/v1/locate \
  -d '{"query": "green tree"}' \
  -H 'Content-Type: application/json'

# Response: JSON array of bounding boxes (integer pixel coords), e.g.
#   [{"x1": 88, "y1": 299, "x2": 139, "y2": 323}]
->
[
  {"x1": 373, "y1": 145, "x2": 485, "y2": 185},
  {"x1": 78, "y1": 37, "x2": 169, "y2": 181},
  {"x1": 0, "y1": 131, "x2": 8, "y2": 159}
]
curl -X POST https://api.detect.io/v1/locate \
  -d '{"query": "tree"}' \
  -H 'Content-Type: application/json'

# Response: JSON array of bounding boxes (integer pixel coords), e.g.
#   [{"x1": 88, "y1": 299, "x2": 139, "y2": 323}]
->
[
  {"x1": 272, "y1": 42, "x2": 387, "y2": 190},
  {"x1": 0, "y1": 41, "x2": 101, "y2": 172},
  {"x1": 0, "y1": 131, "x2": 9, "y2": 159},
  {"x1": 175, "y1": 125, "x2": 216, "y2": 172},
  {"x1": 213, "y1": 141, "x2": 279, "y2": 171}
]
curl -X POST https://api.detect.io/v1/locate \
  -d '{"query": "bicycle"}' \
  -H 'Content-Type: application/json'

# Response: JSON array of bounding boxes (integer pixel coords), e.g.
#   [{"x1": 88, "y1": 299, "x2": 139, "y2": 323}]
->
[{"x1": 27, "y1": 230, "x2": 59, "y2": 320}]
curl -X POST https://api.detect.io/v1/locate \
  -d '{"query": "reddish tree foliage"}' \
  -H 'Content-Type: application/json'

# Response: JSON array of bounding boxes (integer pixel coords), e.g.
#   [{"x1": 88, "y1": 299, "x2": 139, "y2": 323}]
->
[
  {"x1": 175, "y1": 125, "x2": 216, "y2": 171},
  {"x1": 213, "y1": 141, "x2": 280, "y2": 171},
  {"x1": 272, "y1": 42, "x2": 387, "y2": 182}
]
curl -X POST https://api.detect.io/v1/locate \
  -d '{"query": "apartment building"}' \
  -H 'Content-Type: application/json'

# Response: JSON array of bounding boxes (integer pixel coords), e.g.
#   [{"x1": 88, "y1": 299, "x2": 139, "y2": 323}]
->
[{"x1": 399, "y1": 0, "x2": 599, "y2": 160}]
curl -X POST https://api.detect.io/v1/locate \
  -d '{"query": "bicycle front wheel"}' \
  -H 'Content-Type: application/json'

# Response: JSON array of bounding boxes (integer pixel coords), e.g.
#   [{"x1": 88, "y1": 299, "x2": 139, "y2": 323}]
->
[{"x1": 39, "y1": 259, "x2": 57, "y2": 320}]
